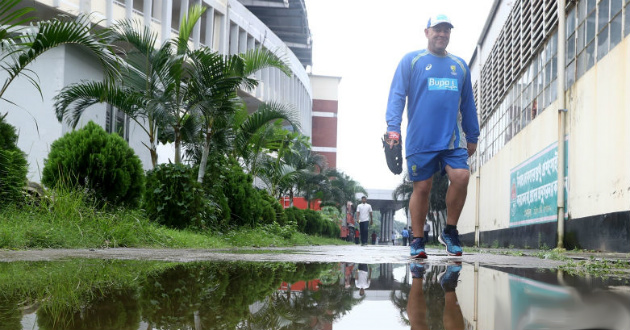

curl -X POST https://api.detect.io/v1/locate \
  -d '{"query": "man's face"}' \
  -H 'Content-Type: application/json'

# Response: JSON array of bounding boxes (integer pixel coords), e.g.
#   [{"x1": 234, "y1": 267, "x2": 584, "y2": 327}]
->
[
  {"x1": 425, "y1": 23, "x2": 451, "y2": 54},
  {"x1": 362, "y1": 197, "x2": 367, "y2": 203}
]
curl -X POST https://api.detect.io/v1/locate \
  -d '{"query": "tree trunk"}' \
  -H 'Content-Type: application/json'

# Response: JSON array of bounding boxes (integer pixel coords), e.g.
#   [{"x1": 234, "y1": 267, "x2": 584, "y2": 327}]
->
[
  {"x1": 197, "y1": 129, "x2": 212, "y2": 183},
  {"x1": 149, "y1": 139, "x2": 158, "y2": 169},
  {"x1": 289, "y1": 188, "x2": 294, "y2": 207},
  {"x1": 174, "y1": 126, "x2": 181, "y2": 164}
]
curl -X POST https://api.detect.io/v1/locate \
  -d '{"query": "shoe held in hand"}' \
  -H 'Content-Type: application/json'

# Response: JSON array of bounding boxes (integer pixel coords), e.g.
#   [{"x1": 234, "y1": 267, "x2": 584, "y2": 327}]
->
[{"x1": 382, "y1": 132, "x2": 403, "y2": 175}]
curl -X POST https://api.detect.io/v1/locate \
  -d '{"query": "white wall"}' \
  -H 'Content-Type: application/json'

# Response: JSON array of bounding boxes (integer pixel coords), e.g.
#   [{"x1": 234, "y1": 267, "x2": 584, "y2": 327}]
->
[
  {"x1": 461, "y1": 34, "x2": 630, "y2": 236},
  {"x1": 3, "y1": 47, "x2": 70, "y2": 182},
  {"x1": 565, "y1": 42, "x2": 630, "y2": 218}
]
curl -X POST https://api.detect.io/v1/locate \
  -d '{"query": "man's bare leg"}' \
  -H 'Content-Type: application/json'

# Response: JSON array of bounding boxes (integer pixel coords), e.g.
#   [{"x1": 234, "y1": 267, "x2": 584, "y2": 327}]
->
[
  {"x1": 409, "y1": 178, "x2": 432, "y2": 239},
  {"x1": 444, "y1": 166, "x2": 470, "y2": 226},
  {"x1": 408, "y1": 178, "x2": 432, "y2": 257}
]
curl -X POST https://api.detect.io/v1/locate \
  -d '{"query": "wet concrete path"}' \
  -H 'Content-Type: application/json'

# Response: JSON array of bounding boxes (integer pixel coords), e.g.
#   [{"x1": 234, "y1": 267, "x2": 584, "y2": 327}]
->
[{"x1": 0, "y1": 244, "x2": 583, "y2": 268}]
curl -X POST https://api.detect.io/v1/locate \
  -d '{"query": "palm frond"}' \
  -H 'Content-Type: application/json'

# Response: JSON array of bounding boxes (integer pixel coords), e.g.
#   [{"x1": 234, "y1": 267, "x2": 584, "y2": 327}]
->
[
  {"x1": 242, "y1": 47, "x2": 292, "y2": 77},
  {"x1": 54, "y1": 81, "x2": 145, "y2": 128},
  {"x1": 176, "y1": 4, "x2": 206, "y2": 55},
  {"x1": 1, "y1": 14, "x2": 120, "y2": 100},
  {"x1": 0, "y1": 0, "x2": 34, "y2": 40}
]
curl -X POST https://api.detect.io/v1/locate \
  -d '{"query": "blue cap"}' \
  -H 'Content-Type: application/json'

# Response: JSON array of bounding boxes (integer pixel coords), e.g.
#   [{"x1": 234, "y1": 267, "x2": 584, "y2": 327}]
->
[{"x1": 427, "y1": 14, "x2": 454, "y2": 29}]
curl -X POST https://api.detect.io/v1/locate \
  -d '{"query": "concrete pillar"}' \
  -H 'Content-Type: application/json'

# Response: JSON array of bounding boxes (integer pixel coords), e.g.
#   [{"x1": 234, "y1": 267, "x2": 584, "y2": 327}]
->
[
  {"x1": 106, "y1": 0, "x2": 113, "y2": 27},
  {"x1": 204, "y1": 8, "x2": 215, "y2": 49},
  {"x1": 180, "y1": 0, "x2": 190, "y2": 28},
  {"x1": 143, "y1": 0, "x2": 152, "y2": 27},
  {"x1": 125, "y1": 0, "x2": 133, "y2": 19},
  {"x1": 161, "y1": 0, "x2": 173, "y2": 45},
  {"x1": 192, "y1": 0, "x2": 202, "y2": 49}
]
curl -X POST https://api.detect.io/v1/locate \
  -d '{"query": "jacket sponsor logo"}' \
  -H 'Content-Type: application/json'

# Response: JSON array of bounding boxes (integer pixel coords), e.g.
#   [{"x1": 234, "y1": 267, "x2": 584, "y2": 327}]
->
[
  {"x1": 425, "y1": 64, "x2": 432, "y2": 70},
  {"x1": 450, "y1": 65, "x2": 457, "y2": 76},
  {"x1": 428, "y1": 78, "x2": 458, "y2": 91}
]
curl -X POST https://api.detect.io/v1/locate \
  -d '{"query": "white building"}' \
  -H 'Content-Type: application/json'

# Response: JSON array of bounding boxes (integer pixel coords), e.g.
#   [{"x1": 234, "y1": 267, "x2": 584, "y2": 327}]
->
[
  {"x1": 3, "y1": 0, "x2": 313, "y2": 181},
  {"x1": 461, "y1": 0, "x2": 630, "y2": 252}
]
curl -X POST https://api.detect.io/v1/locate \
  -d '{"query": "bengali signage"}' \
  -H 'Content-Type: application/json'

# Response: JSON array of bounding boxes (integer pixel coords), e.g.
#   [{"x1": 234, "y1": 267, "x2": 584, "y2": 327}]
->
[{"x1": 509, "y1": 140, "x2": 568, "y2": 227}]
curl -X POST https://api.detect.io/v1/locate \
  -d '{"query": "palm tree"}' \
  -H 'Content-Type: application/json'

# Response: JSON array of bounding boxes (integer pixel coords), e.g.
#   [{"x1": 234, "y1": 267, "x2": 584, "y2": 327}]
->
[
  {"x1": 55, "y1": 4, "x2": 294, "y2": 173},
  {"x1": 55, "y1": 5, "x2": 207, "y2": 167},
  {"x1": 188, "y1": 45, "x2": 298, "y2": 182},
  {"x1": 1, "y1": 0, "x2": 118, "y2": 108},
  {"x1": 54, "y1": 18, "x2": 176, "y2": 168},
  {"x1": 265, "y1": 134, "x2": 329, "y2": 208},
  {"x1": 323, "y1": 169, "x2": 366, "y2": 210}
]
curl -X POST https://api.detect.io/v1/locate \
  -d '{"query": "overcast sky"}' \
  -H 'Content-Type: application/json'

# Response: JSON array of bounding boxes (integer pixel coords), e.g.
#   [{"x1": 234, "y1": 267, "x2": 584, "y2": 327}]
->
[{"x1": 305, "y1": 0, "x2": 495, "y2": 191}]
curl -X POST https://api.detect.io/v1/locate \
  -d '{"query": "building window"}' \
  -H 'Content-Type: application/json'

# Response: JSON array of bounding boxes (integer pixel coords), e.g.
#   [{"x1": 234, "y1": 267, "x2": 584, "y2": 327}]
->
[
  {"x1": 106, "y1": 104, "x2": 129, "y2": 142},
  {"x1": 577, "y1": 0, "x2": 597, "y2": 78},
  {"x1": 566, "y1": 5, "x2": 577, "y2": 89}
]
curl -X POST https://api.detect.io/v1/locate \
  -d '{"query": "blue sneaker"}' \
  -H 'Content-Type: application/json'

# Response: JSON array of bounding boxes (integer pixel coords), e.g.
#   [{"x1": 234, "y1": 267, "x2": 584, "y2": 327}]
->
[
  {"x1": 438, "y1": 263, "x2": 462, "y2": 292},
  {"x1": 409, "y1": 238, "x2": 427, "y2": 259},
  {"x1": 438, "y1": 229, "x2": 463, "y2": 256},
  {"x1": 410, "y1": 262, "x2": 425, "y2": 279}
]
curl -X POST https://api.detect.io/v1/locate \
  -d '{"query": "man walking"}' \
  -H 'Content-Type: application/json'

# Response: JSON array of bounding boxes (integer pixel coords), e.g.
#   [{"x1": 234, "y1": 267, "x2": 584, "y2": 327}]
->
[
  {"x1": 384, "y1": 14, "x2": 479, "y2": 258},
  {"x1": 356, "y1": 196, "x2": 373, "y2": 246},
  {"x1": 402, "y1": 226, "x2": 410, "y2": 246}
]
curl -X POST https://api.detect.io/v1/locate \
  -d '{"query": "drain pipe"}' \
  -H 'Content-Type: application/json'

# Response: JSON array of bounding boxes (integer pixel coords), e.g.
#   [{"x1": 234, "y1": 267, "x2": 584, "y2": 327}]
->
[
  {"x1": 556, "y1": 0, "x2": 567, "y2": 249},
  {"x1": 474, "y1": 44, "x2": 482, "y2": 247}
]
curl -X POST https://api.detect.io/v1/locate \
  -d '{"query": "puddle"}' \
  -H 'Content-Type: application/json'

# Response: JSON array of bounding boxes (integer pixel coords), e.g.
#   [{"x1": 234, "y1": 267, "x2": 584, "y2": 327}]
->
[{"x1": 1, "y1": 259, "x2": 629, "y2": 329}]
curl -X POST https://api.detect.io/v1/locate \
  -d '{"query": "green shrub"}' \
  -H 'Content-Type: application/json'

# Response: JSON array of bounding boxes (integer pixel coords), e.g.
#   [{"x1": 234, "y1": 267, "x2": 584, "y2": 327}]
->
[
  {"x1": 320, "y1": 206, "x2": 341, "y2": 238},
  {"x1": 199, "y1": 154, "x2": 231, "y2": 229},
  {"x1": 304, "y1": 209, "x2": 323, "y2": 235},
  {"x1": 144, "y1": 163, "x2": 213, "y2": 229},
  {"x1": 221, "y1": 158, "x2": 264, "y2": 228},
  {"x1": 285, "y1": 207, "x2": 306, "y2": 232},
  {"x1": 259, "y1": 190, "x2": 287, "y2": 226},
  {"x1": 0, "y1": 114, "x2": 28, "y2": 206},
  {"x1": 41, "y1": 121, "x2": 144, "y2": 208},
  {"x1": 258, "y1": 194, "x2": 276, "y2": 226}
]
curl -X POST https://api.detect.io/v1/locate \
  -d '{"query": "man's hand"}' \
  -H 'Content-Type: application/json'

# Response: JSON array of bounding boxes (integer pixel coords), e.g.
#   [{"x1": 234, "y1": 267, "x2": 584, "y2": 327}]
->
[
  {"x1": 467, "y1": 142, "x2": 477, "y2": 157},
  {"x1": 385, "y1": 131, "x2": 400, "y2": 148}
]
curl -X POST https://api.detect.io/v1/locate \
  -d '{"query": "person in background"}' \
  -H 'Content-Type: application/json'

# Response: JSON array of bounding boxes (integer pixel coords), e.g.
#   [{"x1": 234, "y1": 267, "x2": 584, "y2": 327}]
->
[
  {"x1": 356, "y1": 196, "x2": 373, "y2": 246},
  {"x1": 402, "y1": 226, "x2": 410, "y2": 246},
  {"x1": 371, "y1": 231, "x2": 377, "y2": 245},
  {"x1": 391, "y1": 231, "x2": 397, "y2": 246}
]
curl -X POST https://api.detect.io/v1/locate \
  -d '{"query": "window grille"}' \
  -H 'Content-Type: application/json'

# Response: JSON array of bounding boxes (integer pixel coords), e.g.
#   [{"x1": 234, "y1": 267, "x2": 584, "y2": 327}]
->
[
  {"x1": 504, "y1": 13, "x2": 513, "y2": 88},
  {"x1": 521, "y1": 0, "x2": 533, "y2": 66},
  {"x1": 544, "y1": 0, "x2": 559, "y2": 34},
  {"x1": 531, "y1": 0, "x2": 545, "y2": 50}
]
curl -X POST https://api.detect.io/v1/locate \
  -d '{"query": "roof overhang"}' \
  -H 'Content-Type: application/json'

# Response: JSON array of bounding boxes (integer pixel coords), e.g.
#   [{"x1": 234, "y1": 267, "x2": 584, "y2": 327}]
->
[{"x1": 239, "y1": 0, "x2": 312, "y2": 68}]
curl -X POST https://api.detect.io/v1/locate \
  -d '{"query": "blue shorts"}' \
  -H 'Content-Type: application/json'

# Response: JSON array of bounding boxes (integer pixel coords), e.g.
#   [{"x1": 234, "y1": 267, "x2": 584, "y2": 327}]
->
[{"x1": 407, "y1": 148, "x2": 469, "y2": 182}]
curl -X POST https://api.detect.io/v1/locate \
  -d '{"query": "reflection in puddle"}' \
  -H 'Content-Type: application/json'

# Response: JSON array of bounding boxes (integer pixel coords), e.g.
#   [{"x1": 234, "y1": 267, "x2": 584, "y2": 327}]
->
[{"x1": 0, "y1": 259, "x2": 629, "y2": 329}]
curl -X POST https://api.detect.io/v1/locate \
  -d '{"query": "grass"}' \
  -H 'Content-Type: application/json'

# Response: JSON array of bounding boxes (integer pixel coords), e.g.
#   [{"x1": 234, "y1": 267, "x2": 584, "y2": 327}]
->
[
  {"x1": 0, "y1": 188, "x2": 348, "y2": 250},
  {"x1": 559, "y1": 257, "x2": 630, "y2": 279}
]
